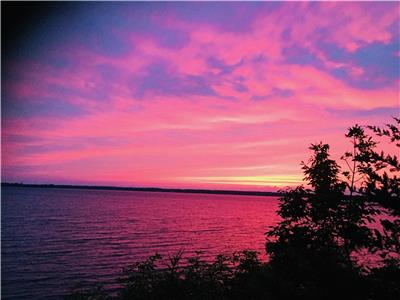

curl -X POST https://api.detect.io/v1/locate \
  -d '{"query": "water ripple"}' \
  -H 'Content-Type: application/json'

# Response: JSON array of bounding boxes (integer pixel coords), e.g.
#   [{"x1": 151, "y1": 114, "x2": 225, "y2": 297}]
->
[{"x1": 2, "y1": 187, "x2": 279, "y2": 299}]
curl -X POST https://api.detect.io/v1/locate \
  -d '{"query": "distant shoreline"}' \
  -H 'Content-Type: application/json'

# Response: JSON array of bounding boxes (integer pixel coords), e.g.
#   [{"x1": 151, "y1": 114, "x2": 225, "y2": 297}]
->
[{"x1": 1, "y1": 182, "x2": 282, "y2": 197}]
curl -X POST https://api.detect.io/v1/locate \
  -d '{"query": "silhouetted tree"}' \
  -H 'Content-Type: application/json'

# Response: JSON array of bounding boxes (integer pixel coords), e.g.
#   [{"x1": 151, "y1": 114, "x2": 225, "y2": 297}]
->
[
  {"x1": 344, "y1": 118, "x2": 399, "y2": 212},
  {"x1": 266, "y1": 143, "x2": 373, "y2": 299},
  {"x1": 266, "y1": 117, "x2": 400, "y2": 299},
  {"x1": 344, "y1": 118, "x2": 400, "y2": 264}
]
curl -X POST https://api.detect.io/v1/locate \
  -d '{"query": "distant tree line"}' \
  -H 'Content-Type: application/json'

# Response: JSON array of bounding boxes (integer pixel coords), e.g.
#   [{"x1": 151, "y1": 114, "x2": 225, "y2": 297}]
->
[
  {"x1": 66, "y1": 118, "x2": 399, "y2": 300},
  {"x1": 2, "y1": 182, "x2": 281, "y2": 197}
]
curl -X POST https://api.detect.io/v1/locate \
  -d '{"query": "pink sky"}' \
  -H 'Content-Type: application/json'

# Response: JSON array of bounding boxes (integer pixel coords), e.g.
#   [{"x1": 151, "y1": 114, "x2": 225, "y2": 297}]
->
[{"x1": 2, "y1": 2, "x2": 399, "y2": 191}]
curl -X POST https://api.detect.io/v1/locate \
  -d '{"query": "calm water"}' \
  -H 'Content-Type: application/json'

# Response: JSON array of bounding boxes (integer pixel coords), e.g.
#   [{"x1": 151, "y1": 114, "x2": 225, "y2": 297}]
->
[{"x1": 1, "y1": 187, "x2": 280, "y2": 299}]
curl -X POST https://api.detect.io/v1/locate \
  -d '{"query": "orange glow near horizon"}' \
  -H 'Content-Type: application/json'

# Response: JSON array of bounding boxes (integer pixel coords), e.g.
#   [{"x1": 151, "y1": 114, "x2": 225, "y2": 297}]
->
[{"x1": 179, "y1": 175, "x2": 303, "y2": 187}]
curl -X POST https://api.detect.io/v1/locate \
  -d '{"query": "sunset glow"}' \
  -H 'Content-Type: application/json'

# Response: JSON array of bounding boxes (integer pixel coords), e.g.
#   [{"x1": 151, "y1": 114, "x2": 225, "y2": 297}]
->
[{"x1": 2, "y1": 2, "x2": 399, "y2": 190}]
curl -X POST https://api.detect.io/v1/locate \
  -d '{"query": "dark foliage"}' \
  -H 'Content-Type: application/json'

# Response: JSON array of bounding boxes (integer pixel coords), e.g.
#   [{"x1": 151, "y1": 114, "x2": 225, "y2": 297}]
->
[
  {"x1": 64, "y1": 283, "x2": 109, "y2": 300},
  {"x1": 343, "y1": 118, "x2": 400, "y2": 259},
  {"x1": 66, "y1": 118, "x2": 399, "y2": 300}
]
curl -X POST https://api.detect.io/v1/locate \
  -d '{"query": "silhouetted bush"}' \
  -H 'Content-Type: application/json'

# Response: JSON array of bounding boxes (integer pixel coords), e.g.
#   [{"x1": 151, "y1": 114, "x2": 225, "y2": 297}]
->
[{"x1": 65, "y1": 283, "x2": 109, "y2": 300}]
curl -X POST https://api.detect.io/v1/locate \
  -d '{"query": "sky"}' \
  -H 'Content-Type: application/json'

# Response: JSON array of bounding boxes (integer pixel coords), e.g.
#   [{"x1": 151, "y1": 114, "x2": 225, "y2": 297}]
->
[{"x1": 2, "y1": 2, "x2": 399, "y2": 191}]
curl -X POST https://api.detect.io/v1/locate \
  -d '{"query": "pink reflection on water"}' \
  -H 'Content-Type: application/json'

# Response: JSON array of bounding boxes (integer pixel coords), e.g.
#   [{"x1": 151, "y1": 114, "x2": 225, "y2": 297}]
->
[{"x1": 2, "y1": 187, "x2": 281, "y2": 298}]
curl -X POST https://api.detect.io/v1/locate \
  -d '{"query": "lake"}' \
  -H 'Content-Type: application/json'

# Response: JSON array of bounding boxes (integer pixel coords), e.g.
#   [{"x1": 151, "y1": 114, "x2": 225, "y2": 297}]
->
[{"x1": 1, "y1": 187, "x2": 280, "y2": 299}]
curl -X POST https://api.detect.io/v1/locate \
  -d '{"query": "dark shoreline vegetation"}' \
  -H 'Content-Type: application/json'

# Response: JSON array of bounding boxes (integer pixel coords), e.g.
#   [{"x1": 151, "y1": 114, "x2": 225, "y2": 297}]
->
[
  {"x1": 1, "y1": 183, "x2": 282, "y2": 197},
  {"x1": 44, "y1": 119, "x2": 400, "y2": 299}
]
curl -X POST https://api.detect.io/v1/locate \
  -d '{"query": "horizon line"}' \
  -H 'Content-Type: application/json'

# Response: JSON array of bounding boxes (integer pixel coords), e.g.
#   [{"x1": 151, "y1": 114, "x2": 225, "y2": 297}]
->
[{"x1": 1, "y1": 182, "x2": 283, "y2": 197}]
